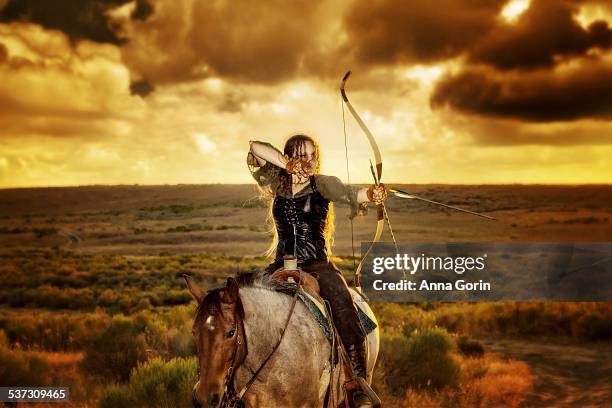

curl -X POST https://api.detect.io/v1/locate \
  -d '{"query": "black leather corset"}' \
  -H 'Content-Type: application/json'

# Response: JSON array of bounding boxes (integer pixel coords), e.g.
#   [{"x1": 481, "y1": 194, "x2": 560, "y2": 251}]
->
[{"x1": 272, "y1": 178, "x2": 329, "y2": 263}]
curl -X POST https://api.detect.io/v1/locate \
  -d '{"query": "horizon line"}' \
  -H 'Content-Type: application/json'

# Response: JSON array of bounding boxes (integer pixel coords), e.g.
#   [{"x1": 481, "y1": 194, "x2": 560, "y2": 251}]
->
[{"x1": 1, "y1": 181, "x2": 611, "y2": 190}]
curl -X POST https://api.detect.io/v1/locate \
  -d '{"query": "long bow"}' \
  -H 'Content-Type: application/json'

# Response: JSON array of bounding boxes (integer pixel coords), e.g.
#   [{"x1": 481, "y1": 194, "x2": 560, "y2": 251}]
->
[
  {"x1": 341, "y1": 71, "x2": 396, "y2": 288},
  {"x1": 340, "y1": 71, "x2": 495, "y2": 289}
]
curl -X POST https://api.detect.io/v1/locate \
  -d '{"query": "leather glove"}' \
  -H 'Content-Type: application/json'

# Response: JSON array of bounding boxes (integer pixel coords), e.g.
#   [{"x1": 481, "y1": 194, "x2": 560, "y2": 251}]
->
[
  {"x1": 285, "y1": 158, "x2": 314, "y2": 183},
  {"x1": 367, "y1": 183, "x2": 388, "y2": 205}
]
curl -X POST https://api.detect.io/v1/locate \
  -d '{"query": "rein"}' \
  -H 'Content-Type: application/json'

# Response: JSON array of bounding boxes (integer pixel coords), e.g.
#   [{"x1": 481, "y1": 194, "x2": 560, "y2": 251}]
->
[
  {"x1": 219, "y1": 314, "x2": 246, "y2": 408},
  {"x1": 221, "y1": 277, "x2": 302, "y2": 407}
]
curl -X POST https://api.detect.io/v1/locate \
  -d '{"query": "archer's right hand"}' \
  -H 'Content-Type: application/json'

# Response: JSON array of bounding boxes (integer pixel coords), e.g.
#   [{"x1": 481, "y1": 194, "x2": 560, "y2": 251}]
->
[{"x1": 285, "y1": 158, "x2": 313, "y2": 183}]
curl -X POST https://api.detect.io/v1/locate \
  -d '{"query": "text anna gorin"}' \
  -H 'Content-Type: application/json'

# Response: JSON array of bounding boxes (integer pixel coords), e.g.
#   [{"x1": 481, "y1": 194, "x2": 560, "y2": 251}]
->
[{"x1": 373, "y1": 279, "x2": 492, "y2": 291}]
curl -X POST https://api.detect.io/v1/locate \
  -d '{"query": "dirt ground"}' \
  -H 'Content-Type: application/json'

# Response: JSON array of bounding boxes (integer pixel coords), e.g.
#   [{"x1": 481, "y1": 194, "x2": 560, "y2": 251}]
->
[{"x1": 484, "y1": 338, "x2": 612, "y2": 407}]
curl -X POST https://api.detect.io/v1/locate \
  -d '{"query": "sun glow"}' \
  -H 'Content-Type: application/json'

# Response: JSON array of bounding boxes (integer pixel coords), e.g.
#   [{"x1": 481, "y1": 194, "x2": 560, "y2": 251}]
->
[
  {"x1": 404, "y1": 65, "x2": 445, "y2": 86},
  {"x1": 576, "y1": 4, "x2": 612, "y2": 29},
  {"x1": 205, "y1": 78, "x2": 223, "y2": 92},
  {"x1": 500, "y1": 0, "x2": 530, "y2": 23},
  {"x1": 192, "y1": 133, "x2": 217, "y2": 154}
]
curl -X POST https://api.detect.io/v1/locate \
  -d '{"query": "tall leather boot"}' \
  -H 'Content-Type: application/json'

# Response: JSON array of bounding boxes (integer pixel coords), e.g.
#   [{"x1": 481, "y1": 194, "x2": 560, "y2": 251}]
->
[{"x1": 347, "y1": 341, "x2": 377, "y2": 408}]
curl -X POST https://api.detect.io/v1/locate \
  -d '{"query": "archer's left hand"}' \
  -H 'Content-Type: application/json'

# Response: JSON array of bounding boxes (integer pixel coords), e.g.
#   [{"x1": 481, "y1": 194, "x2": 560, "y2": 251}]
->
[{"x1": 367, "y1": 183, "x2": 387, "y2": 206}]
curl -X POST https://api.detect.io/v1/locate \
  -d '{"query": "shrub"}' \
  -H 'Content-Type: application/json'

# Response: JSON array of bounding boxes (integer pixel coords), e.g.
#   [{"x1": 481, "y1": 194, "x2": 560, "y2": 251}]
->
[
  {"x1": 0, "y1": 330, "x2": 7, "y2": 348},
  {"x1": 377, "y1": 334, "x2": 412, "y2": 395},
  {"x1": 574, "y1": 312, "x2": 612, "y2": 341},
  {"x1": 129, "y1": 357, "x2": 198, "y2": 408},
  {"x1": 0, "y1": 330, "x2": 49, "y2": 386},
  {"x1": 404, "y1": 328, "x2": 460, "y2": 389},
  {"x1": 81, "y1": 316, "x2": 147, "y2": 381},
  {"x1": 381, "y1": 327, "x2": 460, "y2": 394},
  {"x1": 97, "y1": 384, "x2": 134, "y2": 408},
  {"x1": 0, "y1": 310, "x2": 110, "y2": 351},
  {"x1": 163, "y1": 289, "x2": 192, "y2": 306},
  {"x1": 372, "y1": 303, "x2": 434, "y2": 334},
  {"x1": 168, "y1": 329, "x2": 195, "y2": 358},
  {"x1": 457, "y1": 335, "x2": 485, "y2": 357}
]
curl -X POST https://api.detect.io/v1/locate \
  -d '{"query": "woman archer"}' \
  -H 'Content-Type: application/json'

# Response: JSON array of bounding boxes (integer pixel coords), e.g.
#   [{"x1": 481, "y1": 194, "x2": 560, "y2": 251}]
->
[{"x1": 247, "y1": 134, "x2": 385, "y2": 408}]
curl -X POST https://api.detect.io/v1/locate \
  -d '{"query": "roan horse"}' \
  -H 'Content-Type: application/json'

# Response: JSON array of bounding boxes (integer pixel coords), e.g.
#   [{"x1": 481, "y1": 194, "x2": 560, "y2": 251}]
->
[{"x1": 185, "y1": 272, "x2": 379, "y2": 408}]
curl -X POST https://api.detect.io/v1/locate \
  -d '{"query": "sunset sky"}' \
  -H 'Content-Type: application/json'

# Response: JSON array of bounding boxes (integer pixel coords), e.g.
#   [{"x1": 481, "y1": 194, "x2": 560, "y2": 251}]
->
[{"x1": 1, "y1": 0, "x2": 611, "y2": 187}]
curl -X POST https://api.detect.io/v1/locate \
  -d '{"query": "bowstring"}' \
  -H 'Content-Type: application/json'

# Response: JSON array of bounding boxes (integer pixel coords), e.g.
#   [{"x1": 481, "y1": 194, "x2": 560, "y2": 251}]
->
[{"x1": 341, "y1": 97, "x2": 357, "y2": 275}]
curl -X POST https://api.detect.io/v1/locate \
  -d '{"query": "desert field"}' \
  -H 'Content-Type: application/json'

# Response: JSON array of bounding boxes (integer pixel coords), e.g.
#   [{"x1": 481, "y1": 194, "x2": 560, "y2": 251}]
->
[
  {"x1": 1, "y1": 184, "x2": 611, "y2": 254},
  {"x1": 0, "y1": 184, "x2": 611, "y2": 407}
]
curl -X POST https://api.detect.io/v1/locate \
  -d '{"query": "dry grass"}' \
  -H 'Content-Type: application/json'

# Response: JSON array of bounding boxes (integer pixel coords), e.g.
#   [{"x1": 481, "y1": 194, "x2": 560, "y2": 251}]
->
[
  {"x1": 37, "y1": 351, "x2": 83, "y2": 366},
  {"x1": 35, "y1": 352, "x2": 93, "y2": 405},
  {"x1": 385, "y1": 355, "x2": 533, "y2": 408},
  {"x1": 461, "y1": 358, "x2": 533, "y2": 407},
  {"x1": 1, "y1": 351, "x2": 97, "y2": 408}
]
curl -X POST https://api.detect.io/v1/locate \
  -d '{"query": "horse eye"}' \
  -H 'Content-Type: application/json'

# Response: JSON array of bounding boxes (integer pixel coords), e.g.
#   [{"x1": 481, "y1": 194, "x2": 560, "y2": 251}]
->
[{"x1": 227, "y1": 329, "x2": 236, "y2": 338}]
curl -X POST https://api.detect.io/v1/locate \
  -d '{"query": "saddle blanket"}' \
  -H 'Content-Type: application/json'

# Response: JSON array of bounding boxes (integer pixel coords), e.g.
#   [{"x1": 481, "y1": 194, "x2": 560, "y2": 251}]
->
[{"x1": 297, "y1": 289, "x2": 377, "y2": 343}]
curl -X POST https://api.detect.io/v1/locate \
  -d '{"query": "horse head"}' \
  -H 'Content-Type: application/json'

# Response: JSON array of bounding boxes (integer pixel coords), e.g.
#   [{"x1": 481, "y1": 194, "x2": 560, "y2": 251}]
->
[{"x1": 184, "y1": 275, "x2": 247, "y2": 408}]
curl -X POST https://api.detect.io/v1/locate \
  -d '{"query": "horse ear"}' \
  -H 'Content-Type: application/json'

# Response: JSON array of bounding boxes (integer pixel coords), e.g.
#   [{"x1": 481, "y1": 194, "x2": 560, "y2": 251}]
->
[
  {"x1": 221, "y1": 277, "x2": 239, "y2": 304},
  {"x1": 183, "y1": 274, "x2": 203, "y2": 304}
]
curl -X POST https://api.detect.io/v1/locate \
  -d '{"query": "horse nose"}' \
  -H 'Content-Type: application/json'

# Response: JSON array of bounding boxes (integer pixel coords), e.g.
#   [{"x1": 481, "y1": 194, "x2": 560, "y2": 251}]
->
[
  {"x1": 209, "y1": 393, "x2": 220, "y2": 407},
  {"x1": 192, "y1": 392, "x2": 202, "y2": 408}
]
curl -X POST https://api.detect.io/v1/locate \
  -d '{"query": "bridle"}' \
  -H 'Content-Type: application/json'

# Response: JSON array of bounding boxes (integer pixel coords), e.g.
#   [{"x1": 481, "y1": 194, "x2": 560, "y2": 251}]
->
[
  {"x1": 216, "y1": 295, "x2": 248, "y2": 408},
  {"x1": 216, "y1": 281, "x2": 301, "y2": 408}
]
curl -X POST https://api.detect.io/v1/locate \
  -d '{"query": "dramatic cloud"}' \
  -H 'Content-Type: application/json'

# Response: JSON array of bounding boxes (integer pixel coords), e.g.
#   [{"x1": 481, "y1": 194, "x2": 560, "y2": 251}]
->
[
  {"x1": 0, "y1": 22, "x2": 140, "y2": 139},
  {"x1": 429, "y1": 0, "x2": 612, "y2": 125},
  {"x1": 116, "y1": 0, "x2": 329, "y2": 86},
  {"x1": 336, "y1": 0, "x2": 612, "y2": 128},
  {"x1": 129, "y1": 78, "x2": 154, "y2": 96},
  {"x1": 0, "y1": 0, "x2": 138, "y2": 44},
  {"x1": 469, "y1": 0, "x2": 612, "y2": 70},
  {"x1": 132, "y1": 0, "x2": 153, "y2": 21},
  {"x1": 431, "y1": 62, "x2": 612, "y2": 122},
  {"x1": 0, "y1": 41, "x2": 7, "y2": 60},
  {"x1": 342, "y1": 0, "x2": 506, "y2": 65}
]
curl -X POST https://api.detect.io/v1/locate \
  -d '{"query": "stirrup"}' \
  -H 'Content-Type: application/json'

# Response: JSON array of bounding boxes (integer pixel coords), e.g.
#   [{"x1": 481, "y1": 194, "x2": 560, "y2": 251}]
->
[{"x1": 342, "y1": 378, "x2": 381, "y2": 408}]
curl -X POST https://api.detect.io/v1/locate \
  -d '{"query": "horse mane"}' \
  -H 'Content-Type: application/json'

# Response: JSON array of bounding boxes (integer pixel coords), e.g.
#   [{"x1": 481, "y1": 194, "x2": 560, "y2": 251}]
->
[
  {"x1": 195, "y1": 270, "x2": 297, "y2": 323},
  {"x1": 236, "y1": 270, "x2": 297, "y2": 295}
]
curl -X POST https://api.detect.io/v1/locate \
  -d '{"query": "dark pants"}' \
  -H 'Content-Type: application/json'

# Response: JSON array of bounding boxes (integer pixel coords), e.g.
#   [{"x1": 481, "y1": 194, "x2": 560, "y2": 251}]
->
[{"x1": 266, "y1": 259, "x2": 366, "y2": 347}]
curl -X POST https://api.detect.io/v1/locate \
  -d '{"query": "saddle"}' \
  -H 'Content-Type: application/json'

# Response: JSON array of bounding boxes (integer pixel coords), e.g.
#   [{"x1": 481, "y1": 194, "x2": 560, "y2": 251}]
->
[
  {"x1": 270, "y1": 267, "x2": 320, "y2": 294},
  {"x1": 270, "y1": 261, "x2": 380, "y2": 408},
  {"x1": 269, "y1": 260, "x2": 376, "y2": 344}
]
